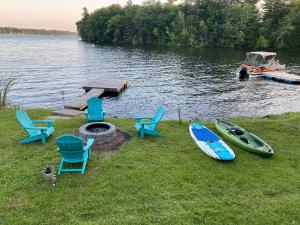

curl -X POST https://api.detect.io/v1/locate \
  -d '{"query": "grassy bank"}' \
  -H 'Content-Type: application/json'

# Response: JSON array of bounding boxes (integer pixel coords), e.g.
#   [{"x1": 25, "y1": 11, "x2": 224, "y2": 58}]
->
[{"x1": 0, "y1": 109, "x2": 299, "y2": 225}]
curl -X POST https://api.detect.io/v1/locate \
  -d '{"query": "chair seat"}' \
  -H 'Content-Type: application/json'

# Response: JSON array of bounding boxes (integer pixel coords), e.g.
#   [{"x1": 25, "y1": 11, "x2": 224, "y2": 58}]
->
[
  {"x1": 29, "y1": 126, "x2": 54, "y2": 136},
  {"x1": 135, "y1": 123, "x2": 150, "y2": 131}
]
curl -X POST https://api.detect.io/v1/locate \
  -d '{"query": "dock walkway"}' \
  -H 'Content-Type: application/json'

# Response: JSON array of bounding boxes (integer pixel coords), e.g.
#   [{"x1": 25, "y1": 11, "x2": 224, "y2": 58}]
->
[
  {"x1": 52, "y1": 78, "x2": 128, "y2": 117},
  {"x1": 263, "y1": 72, "x2": 300, "y2": 84},
  {"x1": 64, "y1": 88, "x2": 104, "y2": 111}
]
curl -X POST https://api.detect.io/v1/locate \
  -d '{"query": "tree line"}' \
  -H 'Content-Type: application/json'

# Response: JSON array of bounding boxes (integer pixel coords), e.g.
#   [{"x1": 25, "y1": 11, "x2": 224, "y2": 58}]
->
[
  {"x1": 0, "y1": 27, "x2": 76, "y2": 36},
  {"x1": 76, "y1": 0, "x2": 300, "y2": 49}
]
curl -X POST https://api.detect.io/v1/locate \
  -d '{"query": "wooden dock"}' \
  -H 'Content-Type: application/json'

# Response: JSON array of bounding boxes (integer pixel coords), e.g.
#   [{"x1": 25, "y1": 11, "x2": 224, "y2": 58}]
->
[
  {"x1": 64, "y1": 88, "x2": 104, "y2": 110},
  {"x1": 52, "y1": 78, "x2": 128, "y2": 117},
  {"x1": 263, "y1": 72, "x2": 300, "y2": 84},
  {"x1": 83, "y1": 78, "x2": 129, "y2": 93},
  {"x1": 52, "y1": 108, "x2": 83, "y2": 117}
]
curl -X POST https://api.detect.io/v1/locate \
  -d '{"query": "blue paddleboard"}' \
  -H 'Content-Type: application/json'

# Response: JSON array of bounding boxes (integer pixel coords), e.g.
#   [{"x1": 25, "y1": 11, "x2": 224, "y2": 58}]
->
[{"x1": 189, "y1": 123, "x2": 235, "y2": 161}]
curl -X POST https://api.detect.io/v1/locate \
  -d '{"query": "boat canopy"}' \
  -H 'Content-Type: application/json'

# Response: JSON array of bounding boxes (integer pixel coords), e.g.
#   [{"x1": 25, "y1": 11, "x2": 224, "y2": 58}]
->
[
  {"x1": 239, "y1": 51, "x2": 285, "y2": 73},
  {"x1": 244, "y1": 51, "x2": 278, "y2": 67},
  {"x1": 247, "y1": 51, "x2": 277, "y2": 58}
]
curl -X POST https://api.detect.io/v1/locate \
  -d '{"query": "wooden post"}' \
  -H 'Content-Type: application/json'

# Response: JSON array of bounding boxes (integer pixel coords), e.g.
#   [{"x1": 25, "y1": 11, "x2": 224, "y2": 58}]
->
[
  {"x1": 61, "y1": 91, "x2": 65, "y2": 106},
  {"x1": 178, "y1": 106, "x2": 182, "y2": 124}
]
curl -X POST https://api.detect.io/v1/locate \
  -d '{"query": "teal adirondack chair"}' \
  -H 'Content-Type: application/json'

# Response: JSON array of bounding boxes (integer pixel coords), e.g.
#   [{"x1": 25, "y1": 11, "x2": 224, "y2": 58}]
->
[
  {"x1": 84, "y1": 97, "x2": 105, "y2": 122},
  {"x1": 134, "y1": 106, "x2": 165, "y2": 139},
  {"x1": 16, "y1": 110, "x2": 54, "y2": 144},
  {"x1": 56, "y1": 135, "x2": 94, "y2": 175}
]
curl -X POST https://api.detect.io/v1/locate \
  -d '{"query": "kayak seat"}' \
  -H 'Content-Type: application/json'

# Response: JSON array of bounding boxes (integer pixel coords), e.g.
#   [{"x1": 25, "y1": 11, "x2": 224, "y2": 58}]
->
[
  {"x1": 240, "y1": 137, "x2": 249, "y2": 144},
  {"x1": 230, "y1": 128, "x2": 244, "y2": 136}
]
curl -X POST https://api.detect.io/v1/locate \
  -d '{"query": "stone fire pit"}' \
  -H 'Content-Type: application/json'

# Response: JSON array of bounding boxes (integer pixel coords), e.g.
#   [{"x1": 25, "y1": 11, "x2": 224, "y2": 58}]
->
[{"x1": 79, "y1": 122, "x2": 116, "y2": 145}]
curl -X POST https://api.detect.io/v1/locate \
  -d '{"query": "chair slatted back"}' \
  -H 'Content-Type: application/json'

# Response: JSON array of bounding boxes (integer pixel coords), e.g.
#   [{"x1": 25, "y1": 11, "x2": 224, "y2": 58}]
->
[
  {"x1": 16, "y1": 110, "x2": 38, "y2": 136},
  {"x1": 150, "y1": 106, "x2": 165, "y2": 129},
  {"x1": 56, "y1": 135, "x2": 84, "y2": 161},
  {"x1": 87, "y1": 97, "x2": 103, "y2": 117}
]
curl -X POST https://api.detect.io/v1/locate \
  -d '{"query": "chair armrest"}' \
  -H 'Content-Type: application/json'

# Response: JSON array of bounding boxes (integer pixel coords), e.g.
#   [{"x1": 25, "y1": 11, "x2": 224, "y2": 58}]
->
[
  {"x1": 32, "y1": 120, "x2": 54, "y2": 127},
  {"x1": 32, "y1": 120, "x2": 54, "y2": 123},
  {"x1": 84, "y1": 138, "x2": 94, "y2": 151},
  {"x1": 134, "y1": 116, "x2": 153, "y2": 122},
  {"x1": 139, "y1": 121, "x2": 157, "y2": 125},
  {"x1": 83, "y1": 109, "x2": 88, "y2": 115},
  {"x1": 24, "y1": 126, "x2": 48, "y2": 131}
]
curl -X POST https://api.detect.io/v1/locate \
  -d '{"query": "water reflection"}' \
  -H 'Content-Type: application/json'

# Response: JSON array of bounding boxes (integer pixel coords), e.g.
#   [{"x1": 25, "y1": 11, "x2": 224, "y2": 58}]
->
[{"x1": 0, "y1": 34, "x2": 299, "y2": 120}]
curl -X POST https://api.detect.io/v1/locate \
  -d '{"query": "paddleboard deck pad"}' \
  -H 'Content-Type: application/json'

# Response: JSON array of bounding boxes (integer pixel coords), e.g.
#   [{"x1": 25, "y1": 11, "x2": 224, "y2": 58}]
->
[{"x1": 189, "y1": 123, "x2": 235, "y2": 161}]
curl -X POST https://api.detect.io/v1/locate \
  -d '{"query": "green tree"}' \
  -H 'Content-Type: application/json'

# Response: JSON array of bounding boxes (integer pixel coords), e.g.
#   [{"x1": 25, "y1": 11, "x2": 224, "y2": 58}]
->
[
  {"x1": 76, "y1": 7, "x2": 90, "y2": 40},
  {"x1": 76, "y1": 0, "x2": 300, "y2": 49}
]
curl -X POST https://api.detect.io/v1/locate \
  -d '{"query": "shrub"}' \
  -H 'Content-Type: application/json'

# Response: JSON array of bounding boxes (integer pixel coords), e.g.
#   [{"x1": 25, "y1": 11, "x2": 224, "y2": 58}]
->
[{"x1": 0, "y1": 78, "x2": 17, "y2": 110}]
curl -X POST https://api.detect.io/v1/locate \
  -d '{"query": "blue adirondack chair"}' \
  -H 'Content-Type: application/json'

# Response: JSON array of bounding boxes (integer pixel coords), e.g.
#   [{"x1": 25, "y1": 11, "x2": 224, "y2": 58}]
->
[
  {"x1": 56, "y1": 135, "x2": 94, "y2": 175},
  {"x1": 134, "y1": 106, "x2": 165, "y2": 139},
  {"x1": 84, "y1": 97, "x2": 105, "y2": 122},
  {"x1": 16, "y1": 110, "x2": 54, "y2": 144}
]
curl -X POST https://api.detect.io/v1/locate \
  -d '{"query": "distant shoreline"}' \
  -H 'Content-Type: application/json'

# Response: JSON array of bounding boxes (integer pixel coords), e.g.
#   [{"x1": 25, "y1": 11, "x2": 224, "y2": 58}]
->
[{"x1": 0, "y1": 27, "x2": 76, "y2": 36}]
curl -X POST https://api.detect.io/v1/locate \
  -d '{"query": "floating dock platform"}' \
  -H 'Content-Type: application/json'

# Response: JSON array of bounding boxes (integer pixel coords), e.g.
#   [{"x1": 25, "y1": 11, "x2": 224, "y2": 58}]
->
[
  {"x1": 52, "y1": 78, "x2": 128, "y2": 117},
  {"x1": 263, "y1": 72, "x2": 300, "y2": 84},
  {"x1": 83, "y1": 78, "x2": 129, "y2": 93}
]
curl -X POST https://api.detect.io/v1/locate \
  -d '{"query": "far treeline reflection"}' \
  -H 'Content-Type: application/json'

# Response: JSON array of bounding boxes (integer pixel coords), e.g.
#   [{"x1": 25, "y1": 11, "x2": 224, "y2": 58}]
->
[{"x1": 76, "y1": 0, "x2": 300, "y2": 50}]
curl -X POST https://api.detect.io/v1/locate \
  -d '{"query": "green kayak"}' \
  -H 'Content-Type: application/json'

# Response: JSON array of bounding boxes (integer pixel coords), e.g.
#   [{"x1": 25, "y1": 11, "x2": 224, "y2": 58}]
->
[{"x1": 215, "y1": 120, "x2": 274, "y2": 157}]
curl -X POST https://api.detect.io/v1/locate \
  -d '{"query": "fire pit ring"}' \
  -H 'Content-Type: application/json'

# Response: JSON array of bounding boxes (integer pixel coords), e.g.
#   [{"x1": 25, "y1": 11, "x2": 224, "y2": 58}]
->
[{"x1": 79, "y1": 122, "x2": 116, "y2": 145}]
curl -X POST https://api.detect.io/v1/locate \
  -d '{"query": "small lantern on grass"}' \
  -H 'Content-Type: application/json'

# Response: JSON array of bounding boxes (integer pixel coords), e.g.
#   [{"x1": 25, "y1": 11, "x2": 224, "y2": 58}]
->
[{"x1": 44, "y1": 165, "x2": 56, "y2": 186}]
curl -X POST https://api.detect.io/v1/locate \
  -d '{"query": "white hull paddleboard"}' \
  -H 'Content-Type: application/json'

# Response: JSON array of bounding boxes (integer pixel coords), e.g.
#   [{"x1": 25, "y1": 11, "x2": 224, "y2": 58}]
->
[{"x1": 189, "y1": 123, "x2": 235, "y2": 161}]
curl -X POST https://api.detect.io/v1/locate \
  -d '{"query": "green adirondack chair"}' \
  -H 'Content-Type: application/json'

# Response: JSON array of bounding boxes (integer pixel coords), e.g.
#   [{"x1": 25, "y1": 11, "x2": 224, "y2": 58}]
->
[
  {"x1": 16, "y1": 110, "x2": 54, "y2": 144},
  {"x1": 134, "y1": 106, "x2": 165, "y2": 139},
  {"x1": 56, "y1": 135, "x2": 94, "y2": 175},
  {"x1": 84, "y1": 97, "x2": 105, "y2": 122}
]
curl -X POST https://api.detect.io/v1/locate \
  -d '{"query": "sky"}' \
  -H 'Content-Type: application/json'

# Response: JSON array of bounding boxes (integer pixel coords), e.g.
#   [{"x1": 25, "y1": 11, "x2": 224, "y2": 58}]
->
[{"x1": 0, "y1": 0, "x2": 156, "y2": 32}]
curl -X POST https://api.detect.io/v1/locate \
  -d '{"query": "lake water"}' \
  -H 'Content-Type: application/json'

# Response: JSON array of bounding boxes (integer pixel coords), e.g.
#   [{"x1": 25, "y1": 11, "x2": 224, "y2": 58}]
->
[{"x1": 0, "y1": 34, "x2": 300, "y2": 120}]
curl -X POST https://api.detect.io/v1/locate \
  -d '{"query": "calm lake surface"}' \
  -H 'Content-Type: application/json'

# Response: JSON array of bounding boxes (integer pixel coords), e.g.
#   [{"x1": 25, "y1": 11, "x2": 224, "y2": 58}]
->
[{"x1": 1, "y1": 34, "x2": 300, "y2": 120}]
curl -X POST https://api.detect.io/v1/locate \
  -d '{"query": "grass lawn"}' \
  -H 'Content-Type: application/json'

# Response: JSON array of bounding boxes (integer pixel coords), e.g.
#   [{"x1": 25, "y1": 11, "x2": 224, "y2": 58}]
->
[{"x1": 0, "y1": 109, "x2": 299, "y2": 225}]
